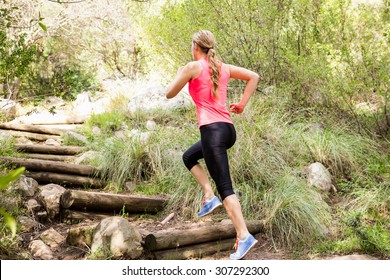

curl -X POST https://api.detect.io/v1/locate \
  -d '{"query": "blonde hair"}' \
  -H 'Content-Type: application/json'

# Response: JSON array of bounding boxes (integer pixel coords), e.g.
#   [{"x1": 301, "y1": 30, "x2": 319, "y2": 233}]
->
[{"x1": 192, "y1": 30, "x2": 221, "y2": 99}]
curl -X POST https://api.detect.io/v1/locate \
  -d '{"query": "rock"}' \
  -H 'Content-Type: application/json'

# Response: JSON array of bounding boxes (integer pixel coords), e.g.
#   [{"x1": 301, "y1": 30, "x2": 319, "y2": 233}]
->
[
  {"x1": 124, "y1": 181, "x2": 137, "y2": 193},
  {"x1": 26, "y1": 199, "x2": 41, "y2": 213},
  {"x1": 45, "y1": 139, "x2": 61, "y2": 146},
  {"x1": 14, "y1": 175, "x2": 38, "y2": 197},
  {"x1": 91, "y1": 217, "x2": 143, "y2": 259},
  {"x1": 18, "y1": 216, "x2": 40, "y2": 232},
  {"x1": 65, "y1": 130, "x2": 88, "y2": 145},
  {"x1": 38, "y1": 184, "x2": 66, "y2": 219},
  {"x1": 303, "y1": 162, "x2": 336, "y2": 193},
  {"x1": 146, "y1": 120, "x2": 157, "y2": 131},
  {"x1": 29, "y1": 240, "x2": 54, "y2": 260},
  {"x1": 0, "y1": 99, "x2": 16, "y2": 120},
  {"x1": 92, "y1": 126, "x2": 102, "y2": 136},
  {"x1": 128, "y1": 84, "x2": 192, "y2": 112},
  {"x1": 74, "y1": 151, "x2": 99, "y2": 165},
  {"x1": 40, "y1": 228, "x2": 65, "y2": 248}
]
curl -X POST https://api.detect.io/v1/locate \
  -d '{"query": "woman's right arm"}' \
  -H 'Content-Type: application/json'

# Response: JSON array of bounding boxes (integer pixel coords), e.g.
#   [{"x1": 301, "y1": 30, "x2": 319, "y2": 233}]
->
[{"x1": 228, "y1": 64, "x2": 260, "y2": 114}]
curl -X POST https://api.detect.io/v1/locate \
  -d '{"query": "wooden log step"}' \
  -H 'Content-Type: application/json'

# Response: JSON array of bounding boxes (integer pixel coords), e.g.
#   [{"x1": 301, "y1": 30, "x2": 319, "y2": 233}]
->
[
  {"x1": 24, "y1": 153, "x2": 75, "y2": 162},
  {"x1": 15, "y1": 144, "x2": 84, "y2": 155},
  {"x1": 0, "y1": 129, "x2": 62, "y2": 141},
  {"x1": 61, "y1": 210, "x2": 112, "y2": 223},
  {"x1": 144, "y1": 220, "x2": 263, "y2": 251},
  {"x1": 60, "y1": 189, "x2": 168, "y2": 213},
  {"x1": 26, "y1": 171, "x2": 105, "y2": 188},
  {"x1": 0, "y1": 123, "x2": 64, "y2": 135},
  {"x1": 0, "y1": 156, "x2": 99, "y2": 176},
  {"x1": 153, "y1": 238, "x2": 236, "y2": 260}
]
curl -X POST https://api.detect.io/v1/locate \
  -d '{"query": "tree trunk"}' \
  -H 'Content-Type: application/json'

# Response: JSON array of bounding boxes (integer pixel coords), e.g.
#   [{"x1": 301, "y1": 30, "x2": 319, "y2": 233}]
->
[
  {"x1": 0, "y1": 129, "x2": 62, "y2": 141},
  {"x1": 144, "y1": 220, "x2": 263, "y2": 251},
  {"x1": 24, "y1": 153, "x2": 75, "y2": 162},
  {"x1": 153, "y1": 238, "x2": 236, "y2": 260},
  {"x1": 26, "y1": 171, "x2": 105, "y2": 188},
  {"x1": 15, "y1": 144, "x2": 84, "y2": 155},
  {"x1": 0, "y1": 123, "x2": 64, "y2": 135},
  {"x1": 60, "y1": 189, "x2": 168, "y2": 213},
  {"x1": 0, "y1": 156, "x2": 99, "y2": 176}
]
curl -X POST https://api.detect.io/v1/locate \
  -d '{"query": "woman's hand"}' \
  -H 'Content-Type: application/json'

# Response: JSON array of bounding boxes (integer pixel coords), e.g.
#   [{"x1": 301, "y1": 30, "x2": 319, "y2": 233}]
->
[{"x1": 229, "y1": 103, "x2": 245, "y2": 114}]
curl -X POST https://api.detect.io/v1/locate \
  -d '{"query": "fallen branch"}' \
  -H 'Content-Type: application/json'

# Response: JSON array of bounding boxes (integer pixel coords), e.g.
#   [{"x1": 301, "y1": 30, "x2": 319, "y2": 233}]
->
[{"x1": 160, "y1": 213, "x2": 175, "y2": 225}]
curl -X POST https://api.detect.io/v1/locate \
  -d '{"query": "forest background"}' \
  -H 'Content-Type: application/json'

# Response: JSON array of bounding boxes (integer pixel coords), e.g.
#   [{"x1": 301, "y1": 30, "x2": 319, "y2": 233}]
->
[{"x1": 0, "y1": 0, "x2": 389, "y2": 259}]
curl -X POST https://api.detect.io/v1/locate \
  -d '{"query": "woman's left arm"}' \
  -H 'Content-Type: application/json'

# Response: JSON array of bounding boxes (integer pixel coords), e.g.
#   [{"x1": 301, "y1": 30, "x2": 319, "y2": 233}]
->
[
  {"x1": 228, "y1": 64, "x2": 260, "y2": 114},
  {"x1": 166, "y1": 62, "x2": 199, "y2": 99}
]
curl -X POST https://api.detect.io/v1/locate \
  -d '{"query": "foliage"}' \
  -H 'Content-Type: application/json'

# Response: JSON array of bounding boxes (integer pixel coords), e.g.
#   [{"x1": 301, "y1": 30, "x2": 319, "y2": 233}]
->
[
  {"x1": 141, "y1": 0, "x2": 390, "y2": 138},
  {"x1": 0, "y1": 167, "x2": 25, "y2": 238}
]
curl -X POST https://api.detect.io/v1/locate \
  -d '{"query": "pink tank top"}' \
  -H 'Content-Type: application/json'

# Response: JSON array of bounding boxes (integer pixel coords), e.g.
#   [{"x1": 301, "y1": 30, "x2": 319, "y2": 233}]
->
[{"x1": 188, "y1": 58, "x2": 232, "y2": 127}]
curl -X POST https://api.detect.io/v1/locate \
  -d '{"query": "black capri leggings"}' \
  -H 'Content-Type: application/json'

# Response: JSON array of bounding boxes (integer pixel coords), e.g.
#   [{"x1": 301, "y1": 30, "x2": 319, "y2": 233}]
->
[{"x1": 182, "y1": 122, "x2": 236, "y2": 201}]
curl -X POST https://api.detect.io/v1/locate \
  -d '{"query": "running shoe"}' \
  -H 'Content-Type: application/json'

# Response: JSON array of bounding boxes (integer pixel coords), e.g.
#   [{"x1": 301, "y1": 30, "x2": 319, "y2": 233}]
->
[
  {"x1": 230, "y1": 234, "x2": 258, "y2": 260},
  {"x1": 197, "y1": 196, "x2": 222, "y2": 217}
]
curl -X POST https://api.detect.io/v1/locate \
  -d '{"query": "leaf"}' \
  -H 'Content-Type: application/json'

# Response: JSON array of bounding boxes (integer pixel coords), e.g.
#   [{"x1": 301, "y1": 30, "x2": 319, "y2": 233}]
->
[
  {"x1": 0, "y1": 208, "x2": 17, "y2": 238},
  {"x1": 39, "y1": 22, "x2": 47, "y2": 32},
  {"x1": 0, "y1": 167, "x2": 25, "y2": 190}
]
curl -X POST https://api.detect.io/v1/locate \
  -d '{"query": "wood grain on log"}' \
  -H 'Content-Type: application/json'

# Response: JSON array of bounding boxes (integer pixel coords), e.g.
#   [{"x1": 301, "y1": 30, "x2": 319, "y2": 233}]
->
[
  {"x1": 0, "y1": 129, "x2": 61, "y2": 141},
  {"x1": 25, "y1": 153, "x2": 75, "y2": 162},
  {"x1": 153, "y1": 238, "x2": 236, "y2": 260},
  {"x1": 145, "y1": 220, "x2": 263, "y2": 251},
  {"x1": 15, "y1": 144, "x2": 84, "y2": 155},
  {"x1": 26, "y1": 171, "x2": 105, "y2": 188},
  {"x1": 0, "y1": 156, "x2": 99, "y2": 176},
  {"x1": 61, "y1": 189, "x2": 168, "y2": 213},
  {"x1": 0, "y1": 123, "x2": 64, "y2": 135}
]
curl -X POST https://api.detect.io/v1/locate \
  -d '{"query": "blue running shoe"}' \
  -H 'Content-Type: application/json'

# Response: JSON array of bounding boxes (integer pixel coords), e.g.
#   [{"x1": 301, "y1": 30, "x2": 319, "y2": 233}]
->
[
  {"x1": 198, "y1": 196, "x2": 222, "y2": 217},
  {"x1": 230, "y1": 234, "x2": 258, "y2": 260}
]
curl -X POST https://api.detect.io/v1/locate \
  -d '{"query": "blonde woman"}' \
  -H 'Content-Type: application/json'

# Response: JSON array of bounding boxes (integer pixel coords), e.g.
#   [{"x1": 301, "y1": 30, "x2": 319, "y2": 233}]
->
[{"x1": 166, "y1": 30, "x2": 260, "y2": 260}]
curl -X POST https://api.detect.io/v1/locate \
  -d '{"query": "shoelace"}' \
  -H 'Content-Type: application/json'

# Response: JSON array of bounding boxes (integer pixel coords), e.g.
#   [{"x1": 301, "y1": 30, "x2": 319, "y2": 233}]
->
[{"x1": 233, "y1": 235, "x2": 239, "y2": 250}]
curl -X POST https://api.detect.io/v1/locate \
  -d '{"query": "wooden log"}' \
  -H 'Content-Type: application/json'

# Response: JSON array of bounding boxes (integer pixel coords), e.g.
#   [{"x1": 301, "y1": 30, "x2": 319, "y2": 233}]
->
[
  {"x1": 60, "y1": 189, "x2": 168, "y2": 213},
  {"x1": 0, "y1": 123, "x2": 64, "y2": 135},
  {"x1": 0, "y1": 129, "x2": 62, "y2": 141},
  {"x1": 0, "y1": 156, "x2": 99, "y2": 176},
  {"x1": 144, "y1": 220, "x2": 263, "y2": 251},
  {"x1": 15, "y1": 144, "x2": 84, "y2": 155},
  {"x1": 153, "y1": 238, "x2": 236, "y2": 260},
  {"x1": 19, "y1": 115, "x2": 87, "y2": 125},
  {"x1": 24, "y1": 153, "x2": 75, "y2": 162},
  {"x1": 61, "y1": 210, "x2": 111, "y2": 223},
  {"x1": 26, "y1": 171, "x2": 105, "y2": 188}
]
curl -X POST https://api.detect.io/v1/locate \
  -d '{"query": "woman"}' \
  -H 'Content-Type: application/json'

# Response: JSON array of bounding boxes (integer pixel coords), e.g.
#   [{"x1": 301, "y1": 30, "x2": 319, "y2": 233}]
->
[{"x1": 166, "y1": 30, "x2": 260, "y2": 260}]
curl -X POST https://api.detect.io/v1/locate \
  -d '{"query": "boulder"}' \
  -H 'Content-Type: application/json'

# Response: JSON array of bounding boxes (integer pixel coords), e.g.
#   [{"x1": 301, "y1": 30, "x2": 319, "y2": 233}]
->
[
  {"x1": 303, "y1": 162, "x2": 336, "y2": 193},
  {"x1": 14, "y1": 175, "x2": 38, "y2": 197},
  {"x1": 91, "y1": 216, "x2": 143, "y2": 259},
  {"x1": 38, "y1": 184, "x2": 66, "y2": 219},
  {"x1": 29, "y1": 240, "x2": 54, "y2": 260},
  {"x1": 40, "y1": 228, "x2": 65, "y2": 248}
]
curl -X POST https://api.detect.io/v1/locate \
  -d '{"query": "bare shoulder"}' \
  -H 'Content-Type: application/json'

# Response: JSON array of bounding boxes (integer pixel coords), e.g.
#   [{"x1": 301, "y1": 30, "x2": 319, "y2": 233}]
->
[{"x1": 184, "y1": 61, "x2": 202, "y2": 79}]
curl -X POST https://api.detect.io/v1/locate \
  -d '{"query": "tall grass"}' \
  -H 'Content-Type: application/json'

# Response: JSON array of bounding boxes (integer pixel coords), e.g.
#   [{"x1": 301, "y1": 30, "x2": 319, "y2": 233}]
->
[{"x1": 262, "y1": 175, "x2": 331, "y2": 248}]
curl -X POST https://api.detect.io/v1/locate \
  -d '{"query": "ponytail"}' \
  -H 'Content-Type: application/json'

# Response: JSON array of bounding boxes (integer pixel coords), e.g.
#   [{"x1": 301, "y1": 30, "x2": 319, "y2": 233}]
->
[
  {"x1": 192, "y1": 30, "x2": 222, "y2": 99},
  {"x1": 207, "y1": 49, "x2": 221, "y2": 99}
]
